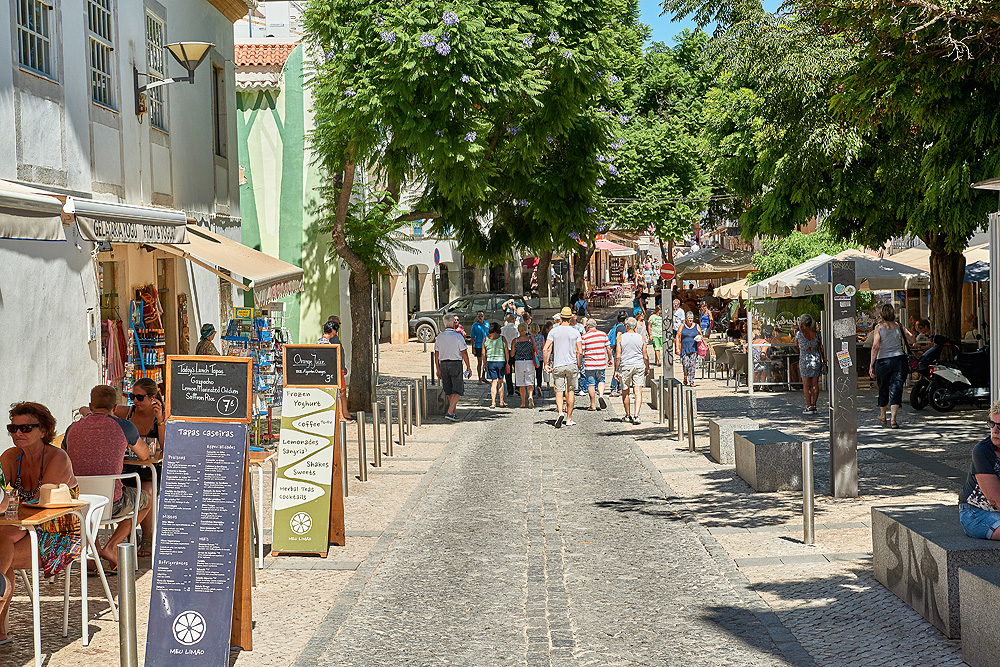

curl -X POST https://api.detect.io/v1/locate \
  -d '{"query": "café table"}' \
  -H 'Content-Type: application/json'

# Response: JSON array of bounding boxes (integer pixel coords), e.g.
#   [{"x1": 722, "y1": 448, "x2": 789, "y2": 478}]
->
[
  {"x1": 124, "y1": 454, "x2": 162, "y2": 555},
  {"x1": 0, "y1": 500, "x2": 90, "y2": 667},
  {"x1": 249, "y1": 450, "x2": 277, "y2": 570}
]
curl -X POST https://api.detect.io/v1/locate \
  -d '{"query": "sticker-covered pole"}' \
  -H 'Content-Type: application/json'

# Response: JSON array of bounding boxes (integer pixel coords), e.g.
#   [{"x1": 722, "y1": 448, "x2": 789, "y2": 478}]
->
[{"x1": 828, "y1": 260, "x2": 858, "y2": 497}]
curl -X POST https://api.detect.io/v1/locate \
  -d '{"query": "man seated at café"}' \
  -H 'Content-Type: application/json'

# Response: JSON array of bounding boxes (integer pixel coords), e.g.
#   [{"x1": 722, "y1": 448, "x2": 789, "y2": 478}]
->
[{"x1": 66, "y1": 385, "x2": 151, "y2": 572}]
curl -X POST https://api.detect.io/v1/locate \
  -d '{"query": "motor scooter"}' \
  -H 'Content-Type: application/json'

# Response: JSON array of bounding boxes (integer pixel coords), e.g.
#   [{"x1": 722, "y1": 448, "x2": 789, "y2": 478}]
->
[
  {"x1": 924, "y1": 340, "x2": 990, "y2": 412},
  {"x1": 909, "y1": 335, "x2": 952, "y2": 410}
]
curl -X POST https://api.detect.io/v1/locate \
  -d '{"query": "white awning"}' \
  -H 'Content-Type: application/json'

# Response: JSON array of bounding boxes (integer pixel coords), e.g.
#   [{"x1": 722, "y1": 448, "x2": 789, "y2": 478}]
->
[
  {"x1": 0, "y1": 180, "x2": 66, "y2": 241},
  {"x1": 65, "y1": 197, "x2": 189, "y2": 244},
  {"x1": 151, "y1": 225, "x2": 304, "y2": 307}
]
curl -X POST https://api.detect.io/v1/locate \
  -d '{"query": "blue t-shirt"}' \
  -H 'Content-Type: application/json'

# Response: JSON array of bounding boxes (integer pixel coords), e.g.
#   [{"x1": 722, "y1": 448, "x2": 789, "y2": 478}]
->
[{"x1": 470, "y1": 321, "x2": 490, "y2": 347}]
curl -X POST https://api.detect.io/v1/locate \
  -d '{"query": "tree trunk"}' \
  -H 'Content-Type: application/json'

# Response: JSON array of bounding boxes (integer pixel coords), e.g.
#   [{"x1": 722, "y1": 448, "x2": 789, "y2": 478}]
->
[
  {"x1": 536, "y1": 250, "x2": 553, "y2": 301},
  {"x1": 923, "y1": 233, "x2": 966, "y2": 341},
  {"x1": 575, "y1": 244, "x2": 595, "y2": 296}
]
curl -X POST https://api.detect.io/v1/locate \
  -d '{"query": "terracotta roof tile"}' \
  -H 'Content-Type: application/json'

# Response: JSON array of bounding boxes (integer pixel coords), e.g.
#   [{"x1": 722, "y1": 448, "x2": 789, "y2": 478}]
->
[{"x1": 235, "y1": 42, "x2": 298, "y2": 67}]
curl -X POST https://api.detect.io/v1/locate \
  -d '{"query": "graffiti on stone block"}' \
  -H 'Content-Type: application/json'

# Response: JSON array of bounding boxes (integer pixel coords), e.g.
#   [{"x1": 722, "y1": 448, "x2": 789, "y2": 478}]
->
[{"x1": 885, "y1": 522, "x2": 945, "y2": 628}]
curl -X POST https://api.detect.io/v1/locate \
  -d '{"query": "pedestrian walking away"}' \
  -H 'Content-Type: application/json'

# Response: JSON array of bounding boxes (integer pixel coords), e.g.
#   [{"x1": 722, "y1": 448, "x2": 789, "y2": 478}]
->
[
  {"x1": 869, "y1": 303, "x2": 915, "y2": 428},
  {"x1": 615, "y1": 317, "x2": 650, "y2": 423},
  {"x1": 675, "y1": 311, "x2": 702, "y2": 387},
  {"x1": 483, "y1": 323, "x2": 508, "y2": 409},
  {"x1": 470, "y1": 310, "x2": 490, "y2": 383},
  {"x1": 434, "y1": 314, "x2": 472, "y2": 422},
  {"x1": 510, "y1": 323, "x2": 539, "y2": 408},
  {"x1": 581, "y1": 319, "x2": 612, "y2": 411},
  {"x1": 529, "y1": 323, "x2": 545, "y2": 393},
  {"x1": 607, "y1": 310, "x2": 628, "y2": 397},
  {"x1": 543, "y1": 307, "x2": 584, "y2": 428},
  {"x1": 501, "y1": 313, "x2": 519, "y2": 397}
]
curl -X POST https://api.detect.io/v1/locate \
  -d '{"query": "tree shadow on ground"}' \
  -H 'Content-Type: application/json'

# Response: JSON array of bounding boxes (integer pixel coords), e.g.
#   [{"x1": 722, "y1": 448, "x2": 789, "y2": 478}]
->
[{"x1": 592, "y1": 496, "x2": 684, "y2": 520}]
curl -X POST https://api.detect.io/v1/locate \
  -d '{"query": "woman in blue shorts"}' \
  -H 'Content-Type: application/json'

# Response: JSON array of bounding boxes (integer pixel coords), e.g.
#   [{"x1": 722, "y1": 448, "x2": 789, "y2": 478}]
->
[
  {"x1": 483, "y1": 323, "x2": 508, "y2": 409},
  {"x1": 959, "y1": 400, "x2": 1000, "y2": 540}
]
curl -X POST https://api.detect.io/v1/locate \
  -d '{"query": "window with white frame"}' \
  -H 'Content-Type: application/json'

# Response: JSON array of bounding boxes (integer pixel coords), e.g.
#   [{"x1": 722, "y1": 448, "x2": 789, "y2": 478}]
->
[
  {"x1": 17, "y1": 0, "x2": 53, "y2": 78},
  {"x1": 87, "y1": 0, "x2": 115, "y2": 108},
  {"x1": 145, "y1": 12, "x2": 166, "y2": 130}
]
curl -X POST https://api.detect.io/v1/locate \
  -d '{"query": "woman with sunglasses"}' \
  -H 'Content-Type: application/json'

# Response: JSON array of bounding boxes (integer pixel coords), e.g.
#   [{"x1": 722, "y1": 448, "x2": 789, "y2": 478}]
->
[
  {"x1": 113, "y1": 378, "x2": 164, "y2": 557},
  {"x1": 0, "y1": 402, "x2": 78, "y2": 642},
  {"x1": 959, "y1": 400, "x2": 1000, "y2": 540}
]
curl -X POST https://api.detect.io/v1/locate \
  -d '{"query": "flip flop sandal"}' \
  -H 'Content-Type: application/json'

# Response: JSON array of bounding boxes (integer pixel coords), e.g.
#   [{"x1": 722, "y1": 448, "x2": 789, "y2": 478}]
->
[
  {"x1": 103, "y1": 563, "x2": 119, "y2": 576},
  {"x1": 0, "y1": 635, "x2": 12, "y2": 646},
  {"x1": 138, "y1": 542, "x2": 153, "y2": 558}
]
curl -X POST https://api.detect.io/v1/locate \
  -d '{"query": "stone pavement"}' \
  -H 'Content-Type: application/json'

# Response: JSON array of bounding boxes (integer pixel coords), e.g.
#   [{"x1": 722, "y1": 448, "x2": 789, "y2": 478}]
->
[{"x1": 7, "y1": 306, "x2": 983, "y2": 666}]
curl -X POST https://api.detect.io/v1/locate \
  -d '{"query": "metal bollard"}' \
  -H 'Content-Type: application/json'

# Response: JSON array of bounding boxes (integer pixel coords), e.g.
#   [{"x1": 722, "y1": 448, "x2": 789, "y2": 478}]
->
[
  {"x1": 430, "y1": 355, "x2": 436, "y2": 385},
  {"x1": 414, "y1": 380, "x2": 422, "y2": 428},
  {"x1": 406, "y1": 385, "x2": 414, "y2": 435},
  {"x1": 421, "y1": 376, "x2": 428, "y2": 417},
  {"x1": 657, "y1": 379, "x2": 665, "y2": 424},
  {"x1": 666, "y1": 379, "x2": 675, "y2": 430},
  {"x1": 357, "y1": 411, "x2": 368, "y2": 481},
  {"x1": 118, "y1": 543, "x2": 138, "y2": 667},
  {"x1": 803, "y1": 440, "x2": 815, "y2": 545},
  {"x1": 676, "y1": 383, "x2": 684, "y2": 442},
  {"x1": 340, "y1": 420, "x2": 349, "y2": 497},
  {"x1": 372, "y1": 401, "x2": 382, "y2": 467},
  {"x1": 385, "y1": 396, "x2": 393, "y2": 456},
  {"x1": 686, "y1": 388, "x2": 696, "y2": 452},
  {"x1": 397, "y1": 389, "x2": 405, "y2": 448}
]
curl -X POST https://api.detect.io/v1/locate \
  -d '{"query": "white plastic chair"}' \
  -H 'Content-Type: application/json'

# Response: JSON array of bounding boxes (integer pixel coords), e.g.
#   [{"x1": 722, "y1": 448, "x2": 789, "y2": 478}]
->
[
  {"x1": 62, "y1": 494, "x2": 118, "y2": 637},
  {"x1": 74, "y1": 473, "x2": 142, "y2": 571}
]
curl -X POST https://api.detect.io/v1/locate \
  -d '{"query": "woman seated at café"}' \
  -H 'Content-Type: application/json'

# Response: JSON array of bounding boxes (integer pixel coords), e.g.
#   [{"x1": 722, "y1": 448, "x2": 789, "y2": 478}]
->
[
  {"x1": 117, "y1": 378, "x2": 163, "y2": 558},
  {"x1": 959, "y1": 400, "x2": 1000, "y2": 540},
  {"x1": 1, "y1": 402, "x2": 79, "y2": 642}
]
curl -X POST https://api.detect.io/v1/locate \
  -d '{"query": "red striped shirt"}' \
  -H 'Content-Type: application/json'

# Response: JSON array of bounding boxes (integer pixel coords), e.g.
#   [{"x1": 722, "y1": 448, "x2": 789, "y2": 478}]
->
[{"x1": 582, "y1": 330, "x2": 610, "y2": 368}]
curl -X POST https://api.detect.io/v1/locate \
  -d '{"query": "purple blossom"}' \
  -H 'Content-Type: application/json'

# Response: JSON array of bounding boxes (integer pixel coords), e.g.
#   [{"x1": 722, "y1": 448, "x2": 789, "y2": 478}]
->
[
  {"x1": 464, "y1": 131, "x2": 477, "y2": 142},
  {"x1": 569, "y1": 232, "x2": 580, "y2": 240},
  {"x1": 379, "y1": 31, "x2": 396, "y2": 43},
  {"x1": 596, "y1": 178, "x2": 605, "y2": 187},
  {"x1": 596, "y1": 223, "x2": 608, "y2": 233},
  {"x1": 435, "y1": 130, "x2": 444, "y2": 136},
  {"x1": 442, "y1": 10, "x2": 459, "y2": 26},
  {"x1": 546, "y1": 136, "x2": 555, "y2": 144},
  {"x1": 460, "y1": 74, "x2": 470, "y2": 83},
  {"x1": 517, "y1": 199, "x2": 529, "y2": 207},
  {"x1": 522, "y1": 35, "x2": 535, "y2": 48},
  {"x1": 586, "y1": 207, "x2": 596, "y2": 214},
  {"x1": 562, "y1": 50, "x2": 573, "y2": 59},
  {"x1": 596, "y1": 155, "x2": 605, "y2": 163},
  {"x1": 507, "y1": 125, "x2": 520, "y2": 135},
  {"x1": 420, "y1": 33, "x2": 436, "y2": 47},
  {"x1": 441, "y1": 32, "x2": 451, "y2": 42},
  {"x1": 608, "y1": 165, "x2": 619, "y2": 176},
  {"x1": 608, "y1": 75, "x2": 621, "y2": 84},
  {"x1": 619, "y1": 115, "x2": 630, "y2": 125},
  {"x1": 436, "y1": 41, "x2": 452, "y2": 55},
  {"x1": 325, "y1": 50, "x2": 337, "y2": 62},
  {"x1": 344, "y1": 89, "x2": 356, "y2": 97},
  {"x1": 549, "y1": 30, "x2": 560, "y2": 43}
]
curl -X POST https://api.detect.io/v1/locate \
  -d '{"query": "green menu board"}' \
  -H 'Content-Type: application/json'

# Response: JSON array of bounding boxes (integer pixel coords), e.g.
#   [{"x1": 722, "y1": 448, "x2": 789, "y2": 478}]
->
[{"x1": 271, "y1": 387, "x2": 338, "y2": 555}]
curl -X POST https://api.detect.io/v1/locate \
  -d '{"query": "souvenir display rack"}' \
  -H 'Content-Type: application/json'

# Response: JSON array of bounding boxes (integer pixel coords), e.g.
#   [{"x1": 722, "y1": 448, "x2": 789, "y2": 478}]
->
[
  {"x1": 128, "y1": 300, "x2": 166, "y2": 387},
  {"x1": 223, "y1": 307, "x2": 280, "y2": 418}
]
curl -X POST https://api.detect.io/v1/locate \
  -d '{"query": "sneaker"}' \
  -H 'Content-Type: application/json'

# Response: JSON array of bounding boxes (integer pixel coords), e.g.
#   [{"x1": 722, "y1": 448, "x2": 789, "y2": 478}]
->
[
  {"x1": 444, "y1": 413, "x2": 459, "y2": 422},
  {"x1": 632, "y1": 416, "x2": 641, "y2": 425},
  {"x1": 802, "y1": 407, "x2": 813, "y2": 415},
  {"x1": 577, "y1": 390, "x2": 587, "y2": 396},
  {"x1": 565, "y1": 420, "x2": 577, "y2": 426},
  {"x1": 622, "y1": 416, "x2": 632, "y2": 423},
  {"x1": 555, "y1": 413, "x2": 565, "y2": 428},
  {"x1": 610, "y1": 390, "x2": 621, "y2": 397},
  {"x1": 598, "y1": 396, "x2": 608, "y2": 410}
]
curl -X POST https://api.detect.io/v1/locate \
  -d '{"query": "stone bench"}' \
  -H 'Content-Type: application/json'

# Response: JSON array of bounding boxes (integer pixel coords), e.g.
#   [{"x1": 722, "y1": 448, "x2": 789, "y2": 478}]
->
[
  {"x1": 872, "y1": 505, "x2": 1000, "y2": 638},
  {"x1": 959, "y1": 566, "x2": 1000, "y2": 665},
  {"x1": 734, "y1": 429, "x2": 801, "y2": 492},
  {"x1": 709, "y1": 418, "x2": 758, "y2": 465}
]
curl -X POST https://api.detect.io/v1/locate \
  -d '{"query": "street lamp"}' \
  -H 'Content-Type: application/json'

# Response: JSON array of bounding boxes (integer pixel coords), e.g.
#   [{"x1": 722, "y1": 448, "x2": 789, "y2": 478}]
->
[{"x1": 133, "y1": 41, "x2": 215, "y2": 119}]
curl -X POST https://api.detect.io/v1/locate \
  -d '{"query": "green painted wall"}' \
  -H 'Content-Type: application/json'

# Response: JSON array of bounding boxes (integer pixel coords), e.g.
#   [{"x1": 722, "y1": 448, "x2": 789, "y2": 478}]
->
[{"x1": 236, "y1": 45, "x2": 343, "y2": 345}]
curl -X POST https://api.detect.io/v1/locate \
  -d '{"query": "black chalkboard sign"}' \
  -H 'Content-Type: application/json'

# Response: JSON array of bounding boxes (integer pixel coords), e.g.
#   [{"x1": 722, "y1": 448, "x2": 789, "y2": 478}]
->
[
  {"x1": 283, "y1": 344, "x2": 342, "y2": 388},
  {"x1": 166, "y1": 356, "x2": 252, "y2": 423},
  {"x1": 146, "y1": 421, "x2": 247, "y2": 665}
]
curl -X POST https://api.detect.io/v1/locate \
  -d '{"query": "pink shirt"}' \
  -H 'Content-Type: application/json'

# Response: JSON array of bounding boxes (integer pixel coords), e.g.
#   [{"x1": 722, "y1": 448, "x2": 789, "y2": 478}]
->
[{"x1": 66, "y1": 413, "x2": 128, "y2": 500}]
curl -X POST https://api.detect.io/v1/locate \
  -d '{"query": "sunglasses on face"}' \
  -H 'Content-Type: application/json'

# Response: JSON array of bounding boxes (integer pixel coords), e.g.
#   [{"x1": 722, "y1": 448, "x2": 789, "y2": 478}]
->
[
  {"x1": 988, "y1": 419, "x2": 1000, "y2": 432},
  {"x1": 7, "y1": 423, "x2": 40, "y2": 434},
  {"x1": 128, "y1": 393, "x2": 150, "y2": 402}
]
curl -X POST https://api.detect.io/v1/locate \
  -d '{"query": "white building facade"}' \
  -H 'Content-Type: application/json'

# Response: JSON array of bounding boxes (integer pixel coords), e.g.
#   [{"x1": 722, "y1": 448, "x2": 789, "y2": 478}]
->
[{"x1": 0, "y1": 0, "x2": 254, "y2": 428}]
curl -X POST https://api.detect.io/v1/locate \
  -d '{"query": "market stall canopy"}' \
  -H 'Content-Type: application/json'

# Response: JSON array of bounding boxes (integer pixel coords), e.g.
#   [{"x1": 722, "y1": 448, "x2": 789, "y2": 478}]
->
[
  {"x1": 0, "y1": 180, "x2": 67, "y2": 241},
  {"x1": 675, "y1": 246, "x2": 755, "y2": 280},
  {"x1": 715, "y1": 278, "x2": 748, "y2": 299},
  {"x1": 595, "y1": 238, "x2": 636, "y2": 257},
  {"x1": 65, "y1": 197, "x2": 189, "y2": 244},
  {"x1": 151, "y1": 225, "x2": 304, "y2": 307},
  {"x1": 965, "y1": 260, "x2": 990, "y2": 283},
  {"x1": 888, "y1": 243, "x2": 989, "y2": 273},
  {"x1": 750, "y1": 249, "x2": 930, "y2": 299}
]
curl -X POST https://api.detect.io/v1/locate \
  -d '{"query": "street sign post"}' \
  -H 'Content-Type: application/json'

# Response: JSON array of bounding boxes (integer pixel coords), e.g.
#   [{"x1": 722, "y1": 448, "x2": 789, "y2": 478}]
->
[
  {"x1": 828, "y1": 260, "x2": 858, "y2": 498},
  {"x1": 660, "y1": 263, "x2": 675, "y2": 282}
]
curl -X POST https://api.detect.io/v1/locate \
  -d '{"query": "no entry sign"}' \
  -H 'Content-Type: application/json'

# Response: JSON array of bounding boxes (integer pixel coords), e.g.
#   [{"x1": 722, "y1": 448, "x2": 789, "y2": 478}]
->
[{"x1": 660, "y1": 263, "x2": 676, "y2": 281}]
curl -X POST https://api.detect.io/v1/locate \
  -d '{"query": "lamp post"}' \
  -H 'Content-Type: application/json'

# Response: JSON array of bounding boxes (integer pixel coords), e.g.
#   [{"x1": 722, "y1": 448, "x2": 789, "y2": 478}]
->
[{"x1": 133, "y1": 42, "x2": 215, "y2": 119}]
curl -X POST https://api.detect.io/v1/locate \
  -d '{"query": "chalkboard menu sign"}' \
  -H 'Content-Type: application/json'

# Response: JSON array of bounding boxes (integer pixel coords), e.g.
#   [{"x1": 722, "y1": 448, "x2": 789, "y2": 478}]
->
[
  {"x1": 146, "y1": 421, "x2": 248, "y2": 666},
  {"x1": 167, "y1": 356, "x2": 252, "y2": 423},
  {"x1": 283, "y1": 344, "x2": 342, "y2": 388}
]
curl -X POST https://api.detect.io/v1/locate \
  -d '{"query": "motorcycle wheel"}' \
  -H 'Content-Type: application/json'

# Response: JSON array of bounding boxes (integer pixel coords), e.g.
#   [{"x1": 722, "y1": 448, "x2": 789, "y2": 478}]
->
[
  {"x1": 929, "y1": 384, "x2": 956, "y2": 412},
  {"x1": 909, "y1": 380, "x2": 929, "y2": 411}
]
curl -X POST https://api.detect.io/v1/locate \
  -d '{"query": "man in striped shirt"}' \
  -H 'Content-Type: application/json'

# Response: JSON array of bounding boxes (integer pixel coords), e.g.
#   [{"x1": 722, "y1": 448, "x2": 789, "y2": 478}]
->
[{"x1": 581, "y1": 319, "x2": 612, "y2": 411}]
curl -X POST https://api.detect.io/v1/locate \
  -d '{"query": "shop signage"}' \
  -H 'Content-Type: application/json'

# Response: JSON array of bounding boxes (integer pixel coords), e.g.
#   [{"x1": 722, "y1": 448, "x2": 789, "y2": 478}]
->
[
  {"x1": 282, "y1": 344, "x2": 342, "y2": 388},
  {"x1": 271, "y1": 386, "x2": 340, "y2": 554},
  {"x1": 166, "y1": 356, "x2": 252, "y2": 423},
  {"x1": 76, "y1": 216, "x2": 188, "y2": 244},
  {"x1": 660, "y1": 263, "x2": 675, "y2": 281},
  {"x1": 146, "y1": 421, "x2": 248, "y2": 666}
]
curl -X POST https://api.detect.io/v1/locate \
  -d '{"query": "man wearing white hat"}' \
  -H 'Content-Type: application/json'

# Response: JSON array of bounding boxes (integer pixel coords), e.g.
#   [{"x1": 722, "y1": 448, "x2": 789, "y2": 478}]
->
[{"x1": 543, "y1": 307, "x2": 584, "y2": 428}]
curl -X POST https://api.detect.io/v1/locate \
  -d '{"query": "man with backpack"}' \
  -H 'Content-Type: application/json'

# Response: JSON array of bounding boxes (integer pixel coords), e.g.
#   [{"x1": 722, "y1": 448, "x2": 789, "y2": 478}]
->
[{"x1": 607, "y1": 310, "x2": 628, "y2": 397}]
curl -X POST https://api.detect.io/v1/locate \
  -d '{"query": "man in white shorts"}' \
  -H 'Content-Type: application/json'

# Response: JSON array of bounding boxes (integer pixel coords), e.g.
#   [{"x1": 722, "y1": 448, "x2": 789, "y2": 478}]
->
[
  {"x1": 543, "y1": 306, "x2": 583, "y2": 428},
  {"x1": 615, "y1": 317, "x2": 651, "y2": 424}
]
